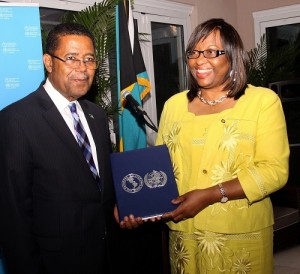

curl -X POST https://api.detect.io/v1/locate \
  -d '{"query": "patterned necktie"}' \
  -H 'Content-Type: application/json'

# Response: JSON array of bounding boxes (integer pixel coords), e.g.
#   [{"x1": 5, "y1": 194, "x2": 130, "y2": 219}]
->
[{"x1": 69, "y1": 103, "x2": 101, "y2": 190}]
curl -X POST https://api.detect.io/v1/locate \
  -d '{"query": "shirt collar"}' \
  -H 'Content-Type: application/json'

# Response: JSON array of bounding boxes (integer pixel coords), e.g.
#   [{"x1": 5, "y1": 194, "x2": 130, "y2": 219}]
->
[{"x1": 43, "y1": 78, "x2": 77, "y2": 112}]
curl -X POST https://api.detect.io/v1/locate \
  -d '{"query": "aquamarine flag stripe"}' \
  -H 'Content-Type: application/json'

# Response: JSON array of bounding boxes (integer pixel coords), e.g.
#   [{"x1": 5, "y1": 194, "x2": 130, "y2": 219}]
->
[{"x1": 121, "y1": 82, "x2": 147, "y2": 151}]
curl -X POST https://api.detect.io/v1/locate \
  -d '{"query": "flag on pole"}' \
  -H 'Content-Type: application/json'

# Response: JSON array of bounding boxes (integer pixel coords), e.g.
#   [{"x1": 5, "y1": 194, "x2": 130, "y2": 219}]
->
[{"x1": 116, "y1": 0, "x2": 151, "y2": 152}]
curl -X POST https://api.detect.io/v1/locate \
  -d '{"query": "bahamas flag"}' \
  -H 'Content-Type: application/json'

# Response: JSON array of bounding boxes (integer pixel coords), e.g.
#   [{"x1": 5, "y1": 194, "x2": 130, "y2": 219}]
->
[{"x1": 116, "y1": 0, "x2": 151, "y2": 152}]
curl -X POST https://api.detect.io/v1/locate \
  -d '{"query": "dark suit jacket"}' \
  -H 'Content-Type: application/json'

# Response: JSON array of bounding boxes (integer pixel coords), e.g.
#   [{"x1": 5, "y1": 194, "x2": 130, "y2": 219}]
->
[{"x1": 0, "y1": 84, "x2": 116, "y2": 274}]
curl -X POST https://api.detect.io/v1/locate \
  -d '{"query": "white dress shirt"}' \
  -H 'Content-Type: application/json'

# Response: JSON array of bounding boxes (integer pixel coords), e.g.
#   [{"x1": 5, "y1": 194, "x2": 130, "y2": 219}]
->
[{"x1": 43, "y1": 79, "x2": 99, "y2": 174}]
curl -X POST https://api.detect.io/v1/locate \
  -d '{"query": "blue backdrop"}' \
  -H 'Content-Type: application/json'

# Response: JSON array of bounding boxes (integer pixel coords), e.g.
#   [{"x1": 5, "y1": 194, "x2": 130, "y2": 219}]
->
[
  {"x1": 0, "y1": 3, "x2": 44, "y2": 110},
  {"x1": 0, "y1": 3, "x2": 44, "y2": 273}
]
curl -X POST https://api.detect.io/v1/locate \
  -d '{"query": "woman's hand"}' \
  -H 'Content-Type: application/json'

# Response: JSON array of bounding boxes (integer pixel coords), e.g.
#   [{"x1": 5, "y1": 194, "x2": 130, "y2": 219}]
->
[{"x1": 162, "y1": 189, "x2": 211, "y2": 223}]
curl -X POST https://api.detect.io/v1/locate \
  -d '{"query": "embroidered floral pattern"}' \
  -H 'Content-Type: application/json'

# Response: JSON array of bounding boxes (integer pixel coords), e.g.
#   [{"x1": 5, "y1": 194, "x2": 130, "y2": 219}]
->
[
  {"x1": 210, "y1": 155, "x2": 250, "y2": 215},
  {"x1": 163, "y1": 124, "x2": 181, "y2": 184},
  {"x1": 231, "y1": 248, "x2": 252, "y2": 274},
  {"x1": 172, "y1": 161, "x2": 180, "y2": 184},
  {"x1": 211, "y1": 159, "x2": 240, "y2": 185},
  {"x1": 195, "y1": 231, "x2": 226, "y2": 255},
  {"x1": 195, "y1": 231, "x2": 233, "y2": 272},
  {"x1": 170, "y1": 231, "x2": 255, "y2": 274},
  {"x1": 164, "y1": 124, "x2": 181, "y2": 153},
  {"x1": 170, "y1": 232, "x2": 190, "y2": 274},
  {"x1": 219, "y1": 123, "x2": 240, "y2": 151}
]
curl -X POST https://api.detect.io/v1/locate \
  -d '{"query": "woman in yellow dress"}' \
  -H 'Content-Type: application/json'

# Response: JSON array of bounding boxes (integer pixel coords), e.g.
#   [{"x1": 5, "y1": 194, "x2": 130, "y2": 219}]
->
[{"x1": 156, "y1": 18, "x2": 289, "y2": 274}]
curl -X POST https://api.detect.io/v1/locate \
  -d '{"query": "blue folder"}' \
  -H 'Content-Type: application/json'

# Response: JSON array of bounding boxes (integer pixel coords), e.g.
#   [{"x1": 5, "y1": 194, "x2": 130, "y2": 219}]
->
[{"x1": 110, "y1": 145, "x2": 179, "y2": 220}]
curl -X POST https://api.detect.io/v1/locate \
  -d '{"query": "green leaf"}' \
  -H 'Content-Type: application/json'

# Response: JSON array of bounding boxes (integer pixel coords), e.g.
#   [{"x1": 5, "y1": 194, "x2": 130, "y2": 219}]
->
[
  {"x1": 62, "y1": 0, "x2": 117, "y2": 119},
  {"x1": 247, "y1": 34, "x2": 300, "y2": 87}
]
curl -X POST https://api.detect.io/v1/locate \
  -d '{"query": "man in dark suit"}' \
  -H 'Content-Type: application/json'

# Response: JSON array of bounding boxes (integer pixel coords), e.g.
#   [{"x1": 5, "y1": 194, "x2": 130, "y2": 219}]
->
[{"x1": 0, "y1": 23, "x2": 116, "y2": 274}]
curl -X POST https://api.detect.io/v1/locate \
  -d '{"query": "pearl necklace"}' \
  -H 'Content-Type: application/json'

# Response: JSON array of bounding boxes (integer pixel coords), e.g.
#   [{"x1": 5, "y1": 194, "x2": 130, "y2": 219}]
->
[{"x1": 197, "y1": 90, "x2": 229, "y2": 106}]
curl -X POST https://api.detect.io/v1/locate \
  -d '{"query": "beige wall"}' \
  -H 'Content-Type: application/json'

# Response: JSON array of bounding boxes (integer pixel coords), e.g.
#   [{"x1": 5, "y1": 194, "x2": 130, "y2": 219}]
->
[
  {"x1": 169, "y1": 0, "x2": 299, "y2": 50},
  {"x1": 169, "y1": 0, "x2": 237, "y2": 39}
]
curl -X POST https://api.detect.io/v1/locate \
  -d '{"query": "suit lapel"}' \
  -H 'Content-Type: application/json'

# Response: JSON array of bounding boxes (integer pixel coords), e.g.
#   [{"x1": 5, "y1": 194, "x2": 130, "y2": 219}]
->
[
  {"x1": 37, "y1": 89, "x2": 81, "y2": 156},
  {"x1": 36, "y1": 89, "x2": 97, "y2": 183}
]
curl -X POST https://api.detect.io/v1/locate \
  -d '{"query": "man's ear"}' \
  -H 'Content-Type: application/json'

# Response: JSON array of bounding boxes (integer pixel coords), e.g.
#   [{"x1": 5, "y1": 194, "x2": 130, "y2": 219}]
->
[{"x1": 43, "y1": 53, "x2": 53, "y2": 73}]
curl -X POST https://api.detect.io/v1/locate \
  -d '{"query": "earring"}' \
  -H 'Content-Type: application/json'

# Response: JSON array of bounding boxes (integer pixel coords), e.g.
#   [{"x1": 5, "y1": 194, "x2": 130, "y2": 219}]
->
[{"x1": 230, "y1": 70, "x2": 236, "y2": 82}]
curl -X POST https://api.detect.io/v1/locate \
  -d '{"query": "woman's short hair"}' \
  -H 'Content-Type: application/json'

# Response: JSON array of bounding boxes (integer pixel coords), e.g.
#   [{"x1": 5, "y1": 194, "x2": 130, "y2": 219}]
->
[{"x1": 186, "y1": 18, "x2": 248, "y2": 101}]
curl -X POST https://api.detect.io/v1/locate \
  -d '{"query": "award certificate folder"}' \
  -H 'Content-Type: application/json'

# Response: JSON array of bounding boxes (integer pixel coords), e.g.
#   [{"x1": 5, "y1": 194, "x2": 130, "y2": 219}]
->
[{"x1": 110, "y1": 145, "x2": 179, "y2": 220}]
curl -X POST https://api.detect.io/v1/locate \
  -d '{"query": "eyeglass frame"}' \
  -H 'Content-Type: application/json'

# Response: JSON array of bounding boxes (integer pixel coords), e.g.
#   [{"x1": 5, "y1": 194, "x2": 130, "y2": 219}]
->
[
  {"x1": 47, "y1": 53, "x2": 99, "y2": 70},
  {"x1": 186, "y1": 49, "x2": 226, "y2": 59}
]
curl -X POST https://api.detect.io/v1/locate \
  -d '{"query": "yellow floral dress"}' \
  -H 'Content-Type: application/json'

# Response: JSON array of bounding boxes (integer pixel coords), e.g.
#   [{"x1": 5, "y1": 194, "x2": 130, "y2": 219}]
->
[{"x1": 156, "y1": 85, "x2": 289, "y2": 274}]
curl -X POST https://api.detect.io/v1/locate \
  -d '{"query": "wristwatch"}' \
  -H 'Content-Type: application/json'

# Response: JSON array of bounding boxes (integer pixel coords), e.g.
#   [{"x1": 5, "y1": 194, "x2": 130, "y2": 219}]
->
[{"x1": 218, "y1": 183, "x2": 228, "y2": 203}]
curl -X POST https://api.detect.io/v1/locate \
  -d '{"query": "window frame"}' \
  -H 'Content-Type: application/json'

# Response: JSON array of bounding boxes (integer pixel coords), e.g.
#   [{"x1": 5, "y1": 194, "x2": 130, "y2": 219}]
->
[
  {"x1": 132, "y1": 1, "x2": 193, "y2": 144},
  {"x1": 253, "y1": 4, "x2": 300, "y2": 45}
]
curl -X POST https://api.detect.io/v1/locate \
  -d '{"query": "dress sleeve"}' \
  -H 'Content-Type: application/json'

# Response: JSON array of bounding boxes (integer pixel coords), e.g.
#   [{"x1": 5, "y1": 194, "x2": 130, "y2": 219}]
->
[
  {"x1": 238, "y1": 91, "x2": 290, "y2": 203},
  {"x1": 155, "y1": 99, "x2": 170, "y2": 146}
]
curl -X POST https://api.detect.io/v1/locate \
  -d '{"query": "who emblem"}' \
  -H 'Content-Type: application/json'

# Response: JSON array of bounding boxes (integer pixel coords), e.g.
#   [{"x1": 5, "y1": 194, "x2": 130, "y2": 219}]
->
[{"x1": 144, "y1": 170, "x2": 167, "y2": 189}]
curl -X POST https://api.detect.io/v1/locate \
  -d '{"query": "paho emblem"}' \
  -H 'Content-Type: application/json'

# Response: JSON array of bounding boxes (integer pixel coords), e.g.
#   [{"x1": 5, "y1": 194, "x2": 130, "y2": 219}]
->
[{"x1": 122, "y1": 173, "x2": 144, "y2": 193}]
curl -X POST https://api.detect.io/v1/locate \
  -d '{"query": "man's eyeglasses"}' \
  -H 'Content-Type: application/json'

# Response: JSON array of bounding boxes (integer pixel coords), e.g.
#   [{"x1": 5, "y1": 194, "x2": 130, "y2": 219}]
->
[
  {"x1": 48, "y1": 54, "x2": 99, "y2": 70},
  {"x1": 186, "y1": 49, "x2": 226, "y2": 59}
]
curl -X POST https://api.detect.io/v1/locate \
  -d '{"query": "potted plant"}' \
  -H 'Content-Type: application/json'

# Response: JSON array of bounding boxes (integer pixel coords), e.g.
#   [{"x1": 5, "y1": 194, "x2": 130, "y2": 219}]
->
[{"x1": 62, "y1": 0, "x2": 118, "y2": 120}]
